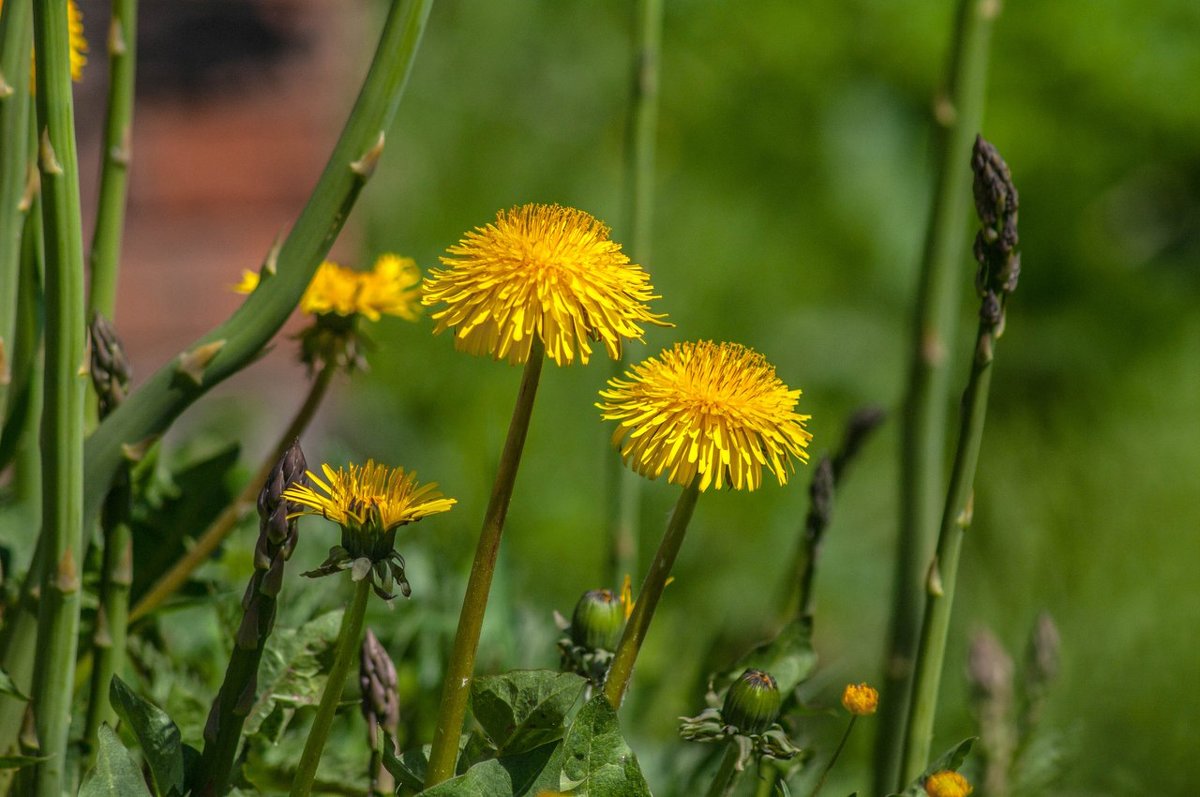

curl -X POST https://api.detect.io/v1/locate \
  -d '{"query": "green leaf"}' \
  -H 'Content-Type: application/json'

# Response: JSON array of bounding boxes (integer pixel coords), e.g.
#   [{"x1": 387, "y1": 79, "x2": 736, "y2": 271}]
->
[
  {"x1": 389, "y1": 734, "x2": 476, "y2": 791},
  {"x1": 558, "y1": 695, "x2": 651, "y2": 797},
  {"x1": 418, "y1": 742, "x2": 559, "y2": 797},
  {"x1": 79, "y1": 724, "x2": 153, "y2": 796},
  {"x1": 471, "y1": 670, "x2": 587, "y2": 755},
  {"x1": 109, "y1": 676, "x2": 187, "y2": 797},
  {"x1": 243, "y1": 609, "x2": 344, "y2": 742},
  {"x1": 887, "y1": 737, "x2": 977, "y2": 797},
  {"x1": 0, "y1": 667, "x2": 28, "y2": 701},
  {"x1": 729, "y1": 617, "x2": 818, "y2": 694}
]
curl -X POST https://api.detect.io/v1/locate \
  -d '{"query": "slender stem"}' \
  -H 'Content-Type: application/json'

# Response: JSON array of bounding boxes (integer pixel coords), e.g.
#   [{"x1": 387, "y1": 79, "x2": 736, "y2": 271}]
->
[
  {"x1": 603, "y1": 481, "x2": 700, "y2": 708},
  {"x1": 807, "y1": 717, "x2": 857, "y2": 797},
  {"x1": 754, "y1": 758, "x2": 779, "y2": 797},
  {"x1": 425, "y1": 340, "x2": 545, "y2": 787},
  {"x1": 899, "y1": 323, "x2": 996, "y2": 783},
  {"x1": 29, "y1": 0, "x2": 89, "y2": 791},
  {"x1": 606, "y1": 0, "x2": 665, "y2": 587},
  {"x1": 704, "y1": 744, "x2": 741, "y2": 797},
  {"x1": 130, "y1": 359, "x2": 337, "y2": 622},
  {"x1": 86, "y1": 0, "x2": 138, "y2": 321},
  {"x1": 289, "y1": 578, "x2": 372, "y2": 797},
  {"x1": 875, "y1": 0, "x2": 998, "y2": 790}
]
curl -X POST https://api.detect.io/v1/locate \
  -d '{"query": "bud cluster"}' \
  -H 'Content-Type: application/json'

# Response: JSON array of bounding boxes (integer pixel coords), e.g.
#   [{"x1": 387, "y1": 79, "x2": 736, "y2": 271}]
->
[
  {"x1": 971, "y1": 135, "x2": 1021, "y2": 335},
  {"x1": 679, "y1": 669, "x2": 802, "y2": 769},
  {"x1": 556, "y1": 588, "x2": 625, "y2": 685}
]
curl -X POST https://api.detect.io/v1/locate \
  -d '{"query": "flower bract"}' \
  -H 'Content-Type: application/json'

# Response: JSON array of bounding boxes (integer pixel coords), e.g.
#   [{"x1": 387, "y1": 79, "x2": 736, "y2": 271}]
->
[
  {"x1": 283, "y1": 460, "x2": 455, "y2": 536},
  {"x1": 599, "y1": 340, "x2": 812, "y2": 491},
  {"x1": 422, "y1": 203, "x2": 668, "y2": 366},
  {"x1": 235, "y1": 253, "x2": 422, "y2": 322}
]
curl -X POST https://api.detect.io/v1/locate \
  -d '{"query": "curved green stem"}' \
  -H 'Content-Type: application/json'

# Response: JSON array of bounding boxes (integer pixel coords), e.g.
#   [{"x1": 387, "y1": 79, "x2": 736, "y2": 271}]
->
[
  {"x1": 289, "y1": 578, "x2": 372, "y2": 797},
  {"x1": 875, "y1": 0, "x2": 998, "y2": 790},
  {"x1": 603, "y1": 481, "x2": 700, "y2": 708},
  {"x1": 425, "y1": 339, "x2": 546, "y2": 787},
  {"x1": 30, "y1": 0, "x2": 89, "y2": 791},
  {"x1": 807, "y1": 716, "x2": 857, "y2": 797},
  {"x1": 130, "y1": 358, "x2": 337, "y2": 622},
  {"x1": 899, "y1": 323, "x2": 996, "y2": 783},
  {"x1": 704, "y1": 744, "x2": 741, "y2": 797}
]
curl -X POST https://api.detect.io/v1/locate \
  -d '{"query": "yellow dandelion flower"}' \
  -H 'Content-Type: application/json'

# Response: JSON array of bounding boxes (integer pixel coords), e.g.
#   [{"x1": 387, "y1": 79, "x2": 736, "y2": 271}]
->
[
  {"x1": 599, "y1": 341, "x2": 812, "y2": 492},
  {"x1": 841, "y1": 682, "x2": 879, "y2": 716},
  {"x1": 67, "y1": 0, "x2": 87, "y2": 82},
  {"x1": 233, "y1": 254, "x2": 422, "y2": 322},
  {"x1": 924, "y1": 770, "x2": 973, "y2": 797},
  {"x1": 422, "y1": 203, "x2": 669, "y2": 366},
  {"x1": 283, "y1": 460, "x2": 456, "y2": 535}
]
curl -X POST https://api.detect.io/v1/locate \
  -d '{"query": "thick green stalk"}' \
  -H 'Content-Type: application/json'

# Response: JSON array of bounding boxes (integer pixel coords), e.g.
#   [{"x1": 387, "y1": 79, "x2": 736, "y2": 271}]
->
[
  {"x1": 704, "y1": 744, "x2": 741, "y2": 797},
  {"x1": 289, "y1": 578, "x2": 372, "y2": 797},
  {"x1": 603, "y1": 481, "x2": 700, "y2": 708},
  {"x1": 606, "y1": 0, "x2": 664, "y2": 587},
  {"x1": 86, "y1": 0, "x2": 138, "y2": 319},
  {"x1": 875, "y1": 0, "x2": 998, "y2": 789},
  {"x1": 130, "y1": 359, "x2": 336, "y2": 622},
  {"x1": 29, "y1": 0, "x2": 89, "y2": 792},
  {"x1": 898, "y1": 323, "x2": 995, "y2": 783},
  {"x1": 81, "y1": 0, "x2": 433, "y2": 526},
  {"x1": 0, "y1": 0, "x2": 34, "y2": 428},
  {"x1": 425, "y1": 340, "x2": 546, "y2": 787}
]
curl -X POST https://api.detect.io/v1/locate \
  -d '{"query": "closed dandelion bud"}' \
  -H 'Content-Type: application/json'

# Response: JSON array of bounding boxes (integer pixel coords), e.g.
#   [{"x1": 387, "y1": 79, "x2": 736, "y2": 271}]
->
[
  {"x1": 924, "y1": 770, "x2": 973, "y2": 797},
  {"x1": 570, "y1": 589, "x2": 624, "y2": 651},
  {"x1": 841, "y1": 682, "x2": 879, "y2": 716},
  {"x1": 723, "y1": 669, "x2": 782, "y2": 734}
]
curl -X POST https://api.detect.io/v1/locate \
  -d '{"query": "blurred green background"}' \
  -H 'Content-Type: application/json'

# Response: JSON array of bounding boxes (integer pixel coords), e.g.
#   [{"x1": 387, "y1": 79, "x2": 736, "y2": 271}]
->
[{"x1": 111, "y1": 1, "x2": 1200, "y2": 794}]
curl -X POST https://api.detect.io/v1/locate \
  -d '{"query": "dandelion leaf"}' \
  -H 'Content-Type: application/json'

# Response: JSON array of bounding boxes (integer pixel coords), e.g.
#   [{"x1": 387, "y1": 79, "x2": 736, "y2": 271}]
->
[
  {"x1": 558, "y1": 695, "x2": 651, "y2": 797},
  {"x1": 109, "y1": 676, "x2": 190, "y2": 797},
  {"x1": 471, "y1": 670, "x2": 587, "y2": 755},
  {"x1": 79, "y1": 724, "x2": 152, "y2": 796},
  {"x1": 416, "y1": 741, "x2": 559, "y2": 797}
]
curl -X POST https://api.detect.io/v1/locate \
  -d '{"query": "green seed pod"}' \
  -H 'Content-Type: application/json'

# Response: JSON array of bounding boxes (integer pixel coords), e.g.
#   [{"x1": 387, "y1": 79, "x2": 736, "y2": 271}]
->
[
  {"x1": 570, "y1": 589, "x2": 624, "y2": 651},
  {"x1": 723, "y1": 669, "x2": 782, "y2": 734}
]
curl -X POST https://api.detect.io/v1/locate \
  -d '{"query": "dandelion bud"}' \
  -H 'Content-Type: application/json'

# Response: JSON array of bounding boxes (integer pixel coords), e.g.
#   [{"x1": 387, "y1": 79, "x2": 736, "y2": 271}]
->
[
  {"x1": 924, "y1": 769, "x2": 973, "y2": 797},
  {"x1": 841, "y1": 682, "x2": 879, "y2": 716},
  {"x1": 570, "y1": 589, "x2": 625, "y2": 651},
  {"x1": 88, "y1": 314, "x2": 132, "y2": 419},
  {"x1": 723, "y1": 669, "x2": 782, "y2": 734}
]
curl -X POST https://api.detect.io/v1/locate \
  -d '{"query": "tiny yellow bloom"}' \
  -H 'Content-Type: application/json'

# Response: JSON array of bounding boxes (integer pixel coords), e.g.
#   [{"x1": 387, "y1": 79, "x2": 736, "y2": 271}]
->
[
  {"x1": 924, "y1": 770, "x2": 973, "y2": 797},
  {"x1": 841, "y1": 682, "x2": 878, "y2": 716},
  {"x1": 422, "y1": 203, "x2": 669, "y2": 366},
  {"x1": 67, "y1": 0, "x2": 87, "y2": 82},
  {"x1": 283, "y1": 460, "x2": 455, "y2": 535},
  {"x1": 599, "y1": 340, "x2": 812, "y2": 491},
  {"x1": 234, "y1": 254, "x2": 422, "y2": 322}
]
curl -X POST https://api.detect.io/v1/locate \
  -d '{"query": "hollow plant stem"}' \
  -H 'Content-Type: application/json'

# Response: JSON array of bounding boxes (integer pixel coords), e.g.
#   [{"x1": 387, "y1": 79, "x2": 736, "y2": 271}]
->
[
  {"x1": 289, "y1": 578, "x2": 372, "y2": 797},
  {"x1": 807, "y1": 717, "x2": 857, "y2": 797},
  {"x1": 898, "y1": 321, "x2": 996, "y2": 783},
  {"x1": 425, "y1": 339, "x2": 546, "y2": 787},
  {"x1": 86, "y1": 0, "x2": 138, "y2": 321},
  {"x1": 130, "y1": 359, "x2": 337, "y2": 622},
  {"x1": 606, "y1": 0, "x2": 665, "y2": 587},
  {"x1": 29, "y1": 0, "x2": 89, "y2": 791},
  {"x1": 603, "y1": 481, "x2": 700, "y2": 708},
  {"x1": 875, "y1": 0, "x2": 998, "y2": 790},
  {"x1": 754, "y1": 758, "x2": 779, "y2": 797},
  {"x1": 704, "y1": 744, "x2": 741, "y2": 797}
]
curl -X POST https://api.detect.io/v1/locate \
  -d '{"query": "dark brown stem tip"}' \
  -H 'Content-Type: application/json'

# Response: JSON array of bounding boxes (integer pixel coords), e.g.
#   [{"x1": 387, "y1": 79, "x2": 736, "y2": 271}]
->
[{"x1": 89, "y1": 313, "x2": 132, "y2": 418}]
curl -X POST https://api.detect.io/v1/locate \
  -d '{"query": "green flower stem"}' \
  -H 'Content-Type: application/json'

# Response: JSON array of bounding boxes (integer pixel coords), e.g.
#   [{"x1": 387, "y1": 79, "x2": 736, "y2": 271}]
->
[
  {"x1": 29, "y1": 0, "x2": 89, "y2": 790},
  {"x1": 603, "y1": 481, "x2": 700, "y2": 708},
  {"x1": 130, "y1": 358, "x2": 337, "y2": 622},
  {"x1": 899, "y1": 322, "x2": 997, "y2": 784},
  {"x1": 425, "y1": 339, "x2": 546, "y2": 787},
  {"x1": 607, "y1": 0, "x2": 665, "y2": 586},
  {"x1": 704, "y1": 744, "x2": 741, "y2": 797},
  {"x1": 81, "y1": 0, "x2": 432, "y2": 527},
  {"x1": 290, "y1": 577, "x2": 373, "y2": 797},
  {"x1": 86, "y1": 0, "x2": 138, "y2": 320},
  {"x1": 0, "y1": 0, "x2": 34, "y2": 428},
  {"x1": 754, "y1": 758, "x2": 780, "y2": 797},
  {"x1": 807, "y1": 716, "x2": 857, "y2": 797},
  {"x1": 875, "y1": 0, "x2": 998, "y2": 790}
]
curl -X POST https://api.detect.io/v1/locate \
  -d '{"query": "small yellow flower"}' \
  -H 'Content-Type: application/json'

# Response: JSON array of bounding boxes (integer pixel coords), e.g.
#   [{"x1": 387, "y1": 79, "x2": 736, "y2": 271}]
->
[
  {"x1": 422, "y1": 203, "x2": 668, "y2": 366},
  {"x1": 599, "y1": 341, "x2": 812, "y2": 491},
  {"x1": 924, "y1": 770, "x2": 973, "y2": 797},
  {"x1": 67, "y1": 0, "x2": 87, "y2": 82},
  {"x1": 283, "y1": 460, "x2": 455, "y2": 535},
  {"x1": 235, "y1": 254, "x2": 422, "y2": 322},
  {"x1": 841, "y1": 682, "x2": 878, "y2": 716}
]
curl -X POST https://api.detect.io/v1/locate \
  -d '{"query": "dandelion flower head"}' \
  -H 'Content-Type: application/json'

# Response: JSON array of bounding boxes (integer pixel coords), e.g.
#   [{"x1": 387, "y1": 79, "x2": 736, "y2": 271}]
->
[
  {"x1": 10, "y1": 0, "x2": 88, "y2": 83},
  {"x1": 422, "y1": 203, "x2": 668, "y2": 366},
  {"x1": 283, "y1": 460, "x2": 455, "y2": 535},
  {"x1": 599, "y1": 341, "x2": 812, "y2": 491},
  {"x1": 841, "y1": 682, "x2": 879, "y2": 716},
  {"x1": 924, "y1": 771, "x2": 973, "y2": 797},
  {"x1": 234, "y1": 254, "x2": 421, "y2": 322}
]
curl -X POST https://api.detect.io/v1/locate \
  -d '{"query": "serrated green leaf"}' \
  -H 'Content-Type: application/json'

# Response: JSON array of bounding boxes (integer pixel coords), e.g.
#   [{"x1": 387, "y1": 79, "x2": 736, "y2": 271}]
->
[
  {"x1": 0, "y1": 667, "x2": 28, "y2": 702},
  {"x1": 243, "y1": 609, "x2": 344, "y2": 742},
  {"x1": 109, "y1": 676, "x2": 187, "y2": 797},
  {"x1": 471, "y1": 670, "x2": 587, "y2": 755},
  {"x1": 887, "y1": 738, "x2": 977, "y2": 797},
  {"x1": 558, "y1": 695, "x2": 651, "y2": 797},
  {"x1": 417, "y1": 742, "x2": 558, "y2": 797},
  {"x1": 79, "y1": 724, "x2": 153, "y2": 796},
  {"x1": 729, "y1": 617, "x2": 818, "y2": 694}
]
